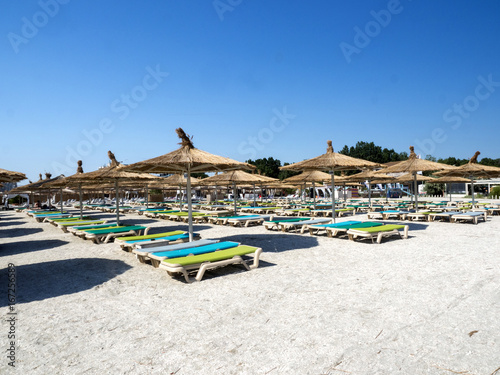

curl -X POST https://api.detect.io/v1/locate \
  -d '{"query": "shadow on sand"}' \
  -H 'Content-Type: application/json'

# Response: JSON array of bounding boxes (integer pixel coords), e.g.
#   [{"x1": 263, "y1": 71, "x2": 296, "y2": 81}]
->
[
  {"x1": 217, "y1": 232, "x2": 320, "y2": 253},
  {"x1": 0, "y1": 227, "x2": 44, "y2": 238},
  {"x1": 0, "y1": 258, "x2": 132, "y2": 306},
  {"x1": 0, "y1": 220, "x2": 25, "y2": 227},
  {"x1": 0, "y1": 239, "x2": 69, "y2": 257}
]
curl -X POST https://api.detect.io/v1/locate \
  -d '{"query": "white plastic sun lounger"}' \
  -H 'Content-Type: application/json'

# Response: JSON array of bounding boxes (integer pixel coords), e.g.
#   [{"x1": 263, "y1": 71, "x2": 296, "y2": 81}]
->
[
  {"x1": 277, "y1": 218, "x2": 331, "y2": 233},
  {"x1": 347, "y1": 224, "x2": 409, "y2": 244},
  {"x1": 132, "y1": 239, "x2": 219, "y2": 265},
  {"x1": 428, "y1": 211, "x2": 462, "y2": 222},
  {"x1": 450, "y1": 211, "x2": 487, "y2": 224},
  {"x1": 159, "y1": 245, "x2": 263, "y2": 283},
  {"x1": 147, "y1": 240, "x2": 234, "y2": 267},
  {"x1": 226, "y1": 215, "x2": 274, "y2": 227}
]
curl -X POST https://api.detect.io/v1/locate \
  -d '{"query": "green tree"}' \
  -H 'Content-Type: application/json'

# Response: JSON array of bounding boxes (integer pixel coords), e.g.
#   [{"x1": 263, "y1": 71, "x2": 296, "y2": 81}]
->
[
  {"x1": 424, "y1": 182, "x2": 446, "y2": 196},
  {"x1": 278, "y1": 162, "x2": 301, "y2": 180},
  {"x1": 339, "y1": 141, "x2": 407, "y2": 164},
  {"x1": 246, "y1": 157, "x2": 282, "y2": 178},
  {"x1": 190, "y1": 172, "x2": 209, "y2": 179},
  {"x1": 479, "y1": 157, "x2": 500, "y2": 167},
  {"x1": 437, "y1": 157, "x2": 468, "y2": 166}
]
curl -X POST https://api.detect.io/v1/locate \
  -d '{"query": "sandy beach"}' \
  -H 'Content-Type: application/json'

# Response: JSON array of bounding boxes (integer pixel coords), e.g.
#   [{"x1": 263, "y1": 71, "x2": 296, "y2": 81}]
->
[{"x1": 1, "y1": 206, "x2": 499, "y2": 374}]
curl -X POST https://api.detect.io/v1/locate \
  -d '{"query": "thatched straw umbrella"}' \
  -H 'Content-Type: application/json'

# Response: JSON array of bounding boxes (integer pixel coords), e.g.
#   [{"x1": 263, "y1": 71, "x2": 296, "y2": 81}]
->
[
  {"x1": 59, "y1": 152, "x2": 163, "y2": 224},
  {"x1": 0, "y1": 168, "x2": 27, "y2": 183},
  {"x1": 283, "y1": 170, "x2": 332, "y2": 206},
  {"x1": 377, "y1": 146, "x2": 456, "y2": 209},
  {"x1": 11, "y1": 173, "x2": 65, "y2": 209},
  {"x1": 120, "y1": 128, "x2": 255, "y2": 241},
  {"x1": 280, "y1": 140, "x2": 380, "y2": 221},
  {"x1": 435, "y1": 151, "x2": 500, "y2": 204},
  {"x1": 391, "y1": 173, "x2": 435, "y2": 202},
  {"x1": 149, "y1": 174, "x2": 201, "y2": 211},
  {"x1": 198, "y1": 170, "x2": 277, "y2": 214},
  {"x1": 345, "y1": 170, "x2": 395, "y2": 206},
  {"x1": 428, "y1": 176, "x2": 471, "y2": 202}
]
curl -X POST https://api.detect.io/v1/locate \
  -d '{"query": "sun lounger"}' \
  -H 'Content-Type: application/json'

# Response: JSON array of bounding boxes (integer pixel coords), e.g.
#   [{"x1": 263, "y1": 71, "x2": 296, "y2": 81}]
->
[
  {"x1": 209, "y1": 215, "x2": 259, "y2": 225},
  {"x1": 159, "y1": 245, "x2": 263, "y2": 282},
  {"x1": 226, "y1": 215, "x2": 272, "y2": 227},
  {"x1": 347, "y1": 224, "x2": 409, "y2": 244},
  {"x1": 132, "y1": 238, "x2": 217, "y2": 262},
  {"x1": 276, "y1": 218, "x2": 331, "y2": 233},
  {"x1": 405, "y1": 211, "x2": 436, "y2": 221},
  {"x1": 68, "y1": 223, "x2": 118, "y2": 235},
  {"x1": 46, "y1": 216, "x2": 91, "y2": 224},
  {"x1": 279, "y1": 208, "x2": 311, "y2": 216},
  {"x1": 27, "y1": 210, "x2": 62, "y2": 217},
  {"x1": 307, "y1": 221, "x2": 384, "y2": 237},
  {"x1": 115, "y1": 230, "x2": 191, "y2": 251},
  {"x1": 428, "y1": 211, "x2": 462, "y2": 222},
  {"x1": 179, "y1": 214, "x2": 209, "y2": 223},
  {"x1": 263, "y1": 217, "x2": 310, "y2": 231},
  {"x1": 83, "y1": 225, "x2": 150, "y2": 244},
  {"x1": 161, "y1": 212, "x2": 206, "y2": 221},
  {"x1": 450, "y1": 211, "x2": 487, "y2": 224},
  {"x1": 57, "y1": 220, "x2": 107, "y2": 232},
  {"x1": 147, "y1": 240, "x2": 237, "y2": 267},
  {"x1": 368, "y1": 210, "x2": 411, "y2": 220},
  {"x1": 144, "y1": 210, "x2": 179, "y2": 218},
  {"x1": 35, "y1": 213, "x2": 72, "y2": 222}
]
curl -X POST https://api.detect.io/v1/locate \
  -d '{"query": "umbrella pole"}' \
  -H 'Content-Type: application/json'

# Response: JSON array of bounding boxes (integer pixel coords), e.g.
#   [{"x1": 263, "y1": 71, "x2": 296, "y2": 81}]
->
[
  {"x1": 60, "y1": 187, "x2": 63, "y2": 213},
  {"x1": 331, "y1": 173, "x2": 336, "y2": 223},
  {"x1": 368, "y1": 179, "x2": 372, "y2": 208},
  {"x1": 313, "y1": 181, "x2": 316, "y2": 208},
  {"x1": 79, "y1": 184, "x2": 83, "y2": 219},
  {"x1": 470, "y1": 177, "x2": 475, "y2": 206},
  {"x1": 145, "y1": 185, "x2": 149, "y2": 209},
  {"x1": 179, "y1": 184, "x2": 182, "y2": 212},
  {"x1": 186, "y1": 167, "x2": 193, "y2": 242},
  {"x1": 414, "y1": 173, "x2": 418, "y2": 210},
  {"x1": 253, "y1": 184, "x2": 256, "y2": 207},
  {"x1": 115, "y1": 180, "x2": 120, "y2": 225},
  {"x1": 48, "y1": 188, "x2": 51, "y2": 210},
  {"x1": 233, "y1": 182, "x2": 237, "y2": 215}
]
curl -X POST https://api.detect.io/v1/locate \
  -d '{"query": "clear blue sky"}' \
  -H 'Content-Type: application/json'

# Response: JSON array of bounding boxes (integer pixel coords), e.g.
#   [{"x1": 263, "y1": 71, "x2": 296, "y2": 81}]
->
[{"x1": 2, "y1": 0, "x2": 500, "y2": 183}]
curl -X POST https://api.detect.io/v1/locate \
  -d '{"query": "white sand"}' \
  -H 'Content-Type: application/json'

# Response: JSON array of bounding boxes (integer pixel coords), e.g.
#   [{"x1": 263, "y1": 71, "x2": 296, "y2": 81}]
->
[{"x1": 1, "y1": 207, "x2": 499, "y2": 374}]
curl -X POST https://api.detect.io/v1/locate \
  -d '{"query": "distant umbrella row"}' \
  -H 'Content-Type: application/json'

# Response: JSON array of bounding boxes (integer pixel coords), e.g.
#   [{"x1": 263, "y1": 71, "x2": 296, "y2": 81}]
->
[{"x1": 4, "y1": 128, "x2": 500, "y2": 235}]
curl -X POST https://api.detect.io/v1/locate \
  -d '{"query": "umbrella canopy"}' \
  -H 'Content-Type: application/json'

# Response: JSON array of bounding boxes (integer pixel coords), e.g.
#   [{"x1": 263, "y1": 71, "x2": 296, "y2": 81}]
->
[
  {"x1": 282, "y1": 170, "x2": 332, "y2": 183},
  {"x1": 283, "y1": 170, "x2": 333, "y2": 205},
  {"x1": 11, "y1": 173, "x2": 65, "y2": 209},
  {"x1": 435, "y1": 152, "x2": 500, "y2": 179},
  {"x1": 121, "y1": 128, "x2": 255, "y2": 240},
  {"x1": 430, "y1": 176, "x2": 472, "y2": 183},
  {"x1": 345, "y1": 170, "x2": 395, "y2": 206},
  {"x1": 280, "y1": 140, "x2": 380, "y2": 221},
  {"x1": 199, "y1": 170, "x2": 278, "y2": 213},
  {"x1": 0, "y1": 168, "x2": 27, "y2": 183},
  {"x1": 149, "y1": 174, "x2": 202, "y2": 211},
  {"x1": 150, "y1": 173, "x2": 200, "y2": 187},
  {"x1": 377, "y1": 146, "x2": 456, "y2": 208},
  {"x1": 392, "y1": 172, "x2": 435, "y2": 183},
  {"x1": 198, "y1": 170, "x2": 276, "y2": 185},
  {"x1": 428, "y1": 176, "x2": 472, "y2": 203},
  {"x1": 435, "y1": 151, "x2": 500, "y2": 204},
  {"x1": 59, "y1": 153, "x2": 162, "y2": 224}
]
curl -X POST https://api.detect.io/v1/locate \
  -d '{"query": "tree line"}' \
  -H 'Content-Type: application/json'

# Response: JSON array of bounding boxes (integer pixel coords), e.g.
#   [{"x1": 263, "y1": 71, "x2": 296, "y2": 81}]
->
[{"x1": 246, "y1": 141, "x2": 500, "y2": 179}]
